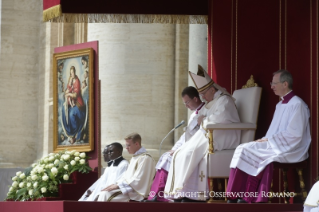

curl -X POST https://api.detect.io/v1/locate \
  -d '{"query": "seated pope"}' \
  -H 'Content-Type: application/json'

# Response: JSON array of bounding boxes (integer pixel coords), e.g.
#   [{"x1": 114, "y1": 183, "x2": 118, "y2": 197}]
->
[
  {"x1": 144, "y1": 86, "x2": 204, "y2": 202},
  {"x1": 97, "y1": 133, "x2": 156, "y2": 202},
  {"x1": 304, "y1": 181, "x2": 319, "y2": 212},
  {"x1": 226, "y1": 69, "x2": 311, "y2": 203},
  {"x1": 78, "y1": 143, "x2": 129, "y2": 201},
  {"x1": 164, "y1": 65, "x2": 241, "y2": 202}
]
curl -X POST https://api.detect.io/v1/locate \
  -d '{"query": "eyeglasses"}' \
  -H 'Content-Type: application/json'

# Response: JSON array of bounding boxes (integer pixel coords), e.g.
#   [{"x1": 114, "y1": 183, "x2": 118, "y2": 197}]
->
[
  {"x1": 183, "y1": 98, "x2": 194, "y2": 106},
  {"x1": 270, "y1": 81, "x2": 283, "y2": 86}
]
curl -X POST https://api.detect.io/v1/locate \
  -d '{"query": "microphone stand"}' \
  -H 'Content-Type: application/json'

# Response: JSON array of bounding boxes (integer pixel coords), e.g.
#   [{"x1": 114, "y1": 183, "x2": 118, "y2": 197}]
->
[{"x1": 159, "y1": 128, "x2": 175, "y2": 156}]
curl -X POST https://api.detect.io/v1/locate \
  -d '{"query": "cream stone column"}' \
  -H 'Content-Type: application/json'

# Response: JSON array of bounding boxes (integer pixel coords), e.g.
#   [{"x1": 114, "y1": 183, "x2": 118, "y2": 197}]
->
[
  {"x1": 36, "y1": 22, "x2": 59, "y2": 161},
  {"x1": 188, "y1": 24, "x2": 207, "y2": 117},
  {"x1": 87, "y1": 23, "x2": 176, "y2": 164},
  {"x1": 0, "y1": 0, "x2": 41, "y2": 167},
  {"x1": 174, "y1": 25, "x2": 189, "y2": 142}
]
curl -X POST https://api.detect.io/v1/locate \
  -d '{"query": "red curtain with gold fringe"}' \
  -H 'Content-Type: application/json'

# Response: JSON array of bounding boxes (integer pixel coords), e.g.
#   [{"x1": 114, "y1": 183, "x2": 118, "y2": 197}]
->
[{"x1": 42, "y1": 0, "x2": 209, "y2": 23}]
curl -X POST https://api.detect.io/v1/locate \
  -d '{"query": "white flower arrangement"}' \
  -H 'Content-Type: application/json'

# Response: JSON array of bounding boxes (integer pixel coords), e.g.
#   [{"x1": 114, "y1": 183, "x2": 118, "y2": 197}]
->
[{"x1": 6, "y1": 150, "x2": 91, "y2": 201}]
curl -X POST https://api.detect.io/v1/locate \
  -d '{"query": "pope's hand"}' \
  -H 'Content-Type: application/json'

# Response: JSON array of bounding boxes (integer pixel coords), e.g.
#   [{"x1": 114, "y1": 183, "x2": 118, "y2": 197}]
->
[
  {"x1": 101, "y1": 184, "x2": 119, "y2": 191},
  {"x1": 255, "y1": 138, "x2": 268, "y2": 142}
]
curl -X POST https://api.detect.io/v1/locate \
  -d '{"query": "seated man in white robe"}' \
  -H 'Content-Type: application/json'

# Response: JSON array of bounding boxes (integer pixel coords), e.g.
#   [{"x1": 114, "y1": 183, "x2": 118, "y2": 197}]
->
[
  {"x1": 144, "y1": 86, "x2": 204, "y2": 202},
  {"x1": 78, "y1": 143, "x2": 129, "y2": 201},
  {"x1": 227, "y1": 69, "x2": 311, "y2": 203},
  {"x1": 164, "y1": 65, "x2": 241, "y2": 202},
  {"x1": 97, "y1": 133, "x2": 156, "y2": 202},
  {"x1": 304, "y1": 181, "x2": 319, "y2": 212}
]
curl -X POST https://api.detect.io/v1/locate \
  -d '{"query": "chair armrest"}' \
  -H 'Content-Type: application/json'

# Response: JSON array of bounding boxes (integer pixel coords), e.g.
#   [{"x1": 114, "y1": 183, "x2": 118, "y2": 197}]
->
[{"x1": 206, "y1": 122, "x2": 256, "y2": 130}]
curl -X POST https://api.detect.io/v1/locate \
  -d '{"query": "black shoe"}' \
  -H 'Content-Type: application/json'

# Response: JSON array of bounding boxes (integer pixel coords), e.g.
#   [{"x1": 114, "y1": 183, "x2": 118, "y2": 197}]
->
[
  {"x1": 237, "y1": 199, "x2": 248, "y2": 203},
  {"x1": 181, "y1": 197, "x2": 205, "y2": 203},
  {"x1": 143, "y1": 195, "x2": 159, "y2": 202},
  {"x1": 227, "y1": 199, "x2": 238, "y2": 203},
  {"x1": 174, "y1": 198, "x2": 183, "y2": 202}
]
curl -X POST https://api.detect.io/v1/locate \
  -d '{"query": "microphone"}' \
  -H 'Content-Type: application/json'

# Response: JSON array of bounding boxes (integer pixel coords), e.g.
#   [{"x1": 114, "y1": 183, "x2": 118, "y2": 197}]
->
[
  {"x1": 174, "y1": 120, "x2": 185, "y2": 129},
  {"x1": 159, "y1": 120, "x2": 185, "y2": 156}
]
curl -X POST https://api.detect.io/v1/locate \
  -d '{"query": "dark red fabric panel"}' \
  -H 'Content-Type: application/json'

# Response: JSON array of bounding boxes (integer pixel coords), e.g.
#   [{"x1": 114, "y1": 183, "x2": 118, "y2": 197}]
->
[
  {"x1": 310, "y1": 0, "x2": 319, "y2": 187},
  {"x1": 58, "y1": 0, "x2": 208, "y2": 15},
  {"x1": 0, "y1": 201, "x2": 305, "y2": 212},
  {"x1": 210, "y1": 0, "x2": 232, "y2": 92},
  {"x1": 286, "y1": 0, "x2": 311, "y2": 104},
  {"x1": 208, "y1": 0, "x2": 213, "y2": 78},
  {"x1": 43, "y1": 0, "x2": 60, "y2": 10},
  {"x1": 285, "y1": 0, "x2": 312, "y2": 191},
  {"x1": 236, "y1": 0, "x2": 280, "y2": 140}
]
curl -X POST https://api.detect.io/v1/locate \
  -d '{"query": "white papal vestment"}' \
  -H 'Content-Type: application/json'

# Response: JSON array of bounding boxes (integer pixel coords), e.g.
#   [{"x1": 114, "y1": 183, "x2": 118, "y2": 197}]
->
[
  {"x1": 164, "y1": 90, "x2": 240, "y2": 200},
  {"x1": 304, "y1": 181, "x2": 319, "y2": 212},
  {"x1": 230, "y1": 93, "x2": 311, "y2": 176},
  {"x1": 78, "y1": 158, "x2": 129, "y2": 201},
  {"x1": 156, "y1": 103, "x2": 204, "y2": 172},
  {"x1": 97, "y1": 147, "x2": 156, "y2": 202}
]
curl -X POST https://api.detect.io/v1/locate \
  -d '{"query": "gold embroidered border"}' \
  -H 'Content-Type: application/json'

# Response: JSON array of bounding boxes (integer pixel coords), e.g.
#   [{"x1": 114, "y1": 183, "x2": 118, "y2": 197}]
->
[
  {"x1": 107, "y1": 191, "x2": 122, "y2": 202},
  {"x1": 169, "y1": 149, "x2": 181, "y2": 192}
]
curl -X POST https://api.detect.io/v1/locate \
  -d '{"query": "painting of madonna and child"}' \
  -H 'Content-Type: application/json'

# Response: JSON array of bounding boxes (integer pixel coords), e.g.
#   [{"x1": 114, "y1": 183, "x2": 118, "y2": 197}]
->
[{"x1": 53, "y1": 48, "x2": 94, "y2": 152}]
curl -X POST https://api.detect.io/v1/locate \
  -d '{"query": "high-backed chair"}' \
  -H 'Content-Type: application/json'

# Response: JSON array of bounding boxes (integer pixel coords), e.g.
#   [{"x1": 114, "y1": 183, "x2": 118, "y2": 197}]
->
[{"x1": 205, "y1": 77, "x2": 262, "y2": 203}]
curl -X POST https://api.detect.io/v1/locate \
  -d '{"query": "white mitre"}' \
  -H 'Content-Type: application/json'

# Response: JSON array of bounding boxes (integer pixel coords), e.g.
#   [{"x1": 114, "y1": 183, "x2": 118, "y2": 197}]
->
[{"x1": 189, "y1": 65, "x2": 232, "y2": 97}]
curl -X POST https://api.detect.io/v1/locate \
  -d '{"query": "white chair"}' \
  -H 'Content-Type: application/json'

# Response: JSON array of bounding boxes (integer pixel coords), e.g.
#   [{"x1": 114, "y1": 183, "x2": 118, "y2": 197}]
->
[{"x1": 205, "y1": 79, "x2": 262, "y2": 203}]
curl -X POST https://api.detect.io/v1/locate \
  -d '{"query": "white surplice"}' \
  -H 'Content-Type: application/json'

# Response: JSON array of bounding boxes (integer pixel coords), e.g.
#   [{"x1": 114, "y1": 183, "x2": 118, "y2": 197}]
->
[
  {"x1": 78, "y1": 158, "x2": 129, "y2": 201},
  {"x1": 304, "y1": 181, "x2": 319, "y2": 212},
  {"x1": 164, "y1": 90, "x2": 240, "y2": 200},
  {"x1": 97, "y1": 147, "x2": 156, "y2": 202},
  {"x1": 155, "y1": 103, "x2": 204, "y2": 172},
  {"x1": 230, "y1": 93, "x2": 311, "y2": 176}
]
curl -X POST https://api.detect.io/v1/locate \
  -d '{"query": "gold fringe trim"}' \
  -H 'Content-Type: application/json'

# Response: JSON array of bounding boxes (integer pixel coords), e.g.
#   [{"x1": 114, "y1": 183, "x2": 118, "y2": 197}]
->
[
  {"x1": 43, "y1": 5, "x2": 62, "y2": 22},
  {"x1": 47, "y1": 14, "x2": 208, "y2": 24}
]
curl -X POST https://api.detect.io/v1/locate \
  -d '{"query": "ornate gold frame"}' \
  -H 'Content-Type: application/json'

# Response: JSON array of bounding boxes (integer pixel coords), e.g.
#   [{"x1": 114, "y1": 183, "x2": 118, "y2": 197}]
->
[{"x1": 53, "y1": 48, "x2": 94, "y2": 152}]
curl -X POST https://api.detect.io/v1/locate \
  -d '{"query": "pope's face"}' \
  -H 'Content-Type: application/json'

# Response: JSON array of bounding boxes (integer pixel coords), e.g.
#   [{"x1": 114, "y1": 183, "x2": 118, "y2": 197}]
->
[{"x1": 199, "y1": 86, "x2": 216, "y2": 103}]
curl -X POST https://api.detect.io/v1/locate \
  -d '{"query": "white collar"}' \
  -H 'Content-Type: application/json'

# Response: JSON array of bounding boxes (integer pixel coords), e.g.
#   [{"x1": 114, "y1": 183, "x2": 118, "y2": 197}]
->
[{"x1": 133, "y1": 146, "x2": 147, "y2": 156}]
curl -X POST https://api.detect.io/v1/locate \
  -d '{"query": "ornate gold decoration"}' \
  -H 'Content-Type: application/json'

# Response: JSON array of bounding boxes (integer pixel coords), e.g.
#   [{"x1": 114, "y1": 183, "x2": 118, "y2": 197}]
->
[
  {"x1": 46, "y1": 14, "x2": 208, "y2": 24},
  {"x1": 43, "y1": 4, "x2": 62, "y2": 22},
  {"x1": 242, "y1": 75, "x2": 258, "y2": 88}
]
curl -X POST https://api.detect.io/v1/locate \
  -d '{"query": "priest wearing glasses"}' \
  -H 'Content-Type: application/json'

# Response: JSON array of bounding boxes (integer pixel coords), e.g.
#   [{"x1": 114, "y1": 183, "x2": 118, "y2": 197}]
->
[{"x1": 227, "y1": 70, "x2": 311, "y2": 203}]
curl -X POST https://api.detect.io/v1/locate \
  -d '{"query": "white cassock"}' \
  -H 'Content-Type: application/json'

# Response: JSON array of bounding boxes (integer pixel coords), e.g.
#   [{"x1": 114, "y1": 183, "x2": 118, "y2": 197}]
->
[
  {"x1": 97, "y1": 147, "x2": 156, "y2": 202},
  {"x1": 164, "y1": 90, "x2": 240, "y2": 200},
  {"x1": 230, "y1": 92, "x2": 311, "y2": 176},
  {"x1": 156, "y1": 103, "x2": 204, "y2": 172},
  {"x1": 78, "y1": 157, "x2": 129, "y2": 201},
  {"x1": 304, "y1": 181, "x2": 319, "y2": 212}
]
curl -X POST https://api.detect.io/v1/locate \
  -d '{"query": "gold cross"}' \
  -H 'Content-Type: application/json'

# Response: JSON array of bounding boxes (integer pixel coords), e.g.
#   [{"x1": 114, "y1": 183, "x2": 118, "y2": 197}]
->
[{"x1": 199, "y1": 171, "x2": 205, "y2": 182}]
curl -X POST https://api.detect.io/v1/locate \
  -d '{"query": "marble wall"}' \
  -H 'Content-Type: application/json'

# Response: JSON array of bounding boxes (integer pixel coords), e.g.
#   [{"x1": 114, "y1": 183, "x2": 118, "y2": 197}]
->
[
  {"x1": 87, "y1": 23, "x2": 189, "y2": 163},
  {"x1": 0, "y1": 1, "x2": 204, "y2": 169},
  {"x1": 0, "y1": 0, "x2": 41, "y2": 167}
]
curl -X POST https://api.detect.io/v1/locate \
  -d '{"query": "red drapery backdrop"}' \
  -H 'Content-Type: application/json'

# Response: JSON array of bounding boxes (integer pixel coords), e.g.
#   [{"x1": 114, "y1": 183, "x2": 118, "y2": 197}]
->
[{"x1": 208, "y1": 0, "x2": 319, "y2": 203}]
